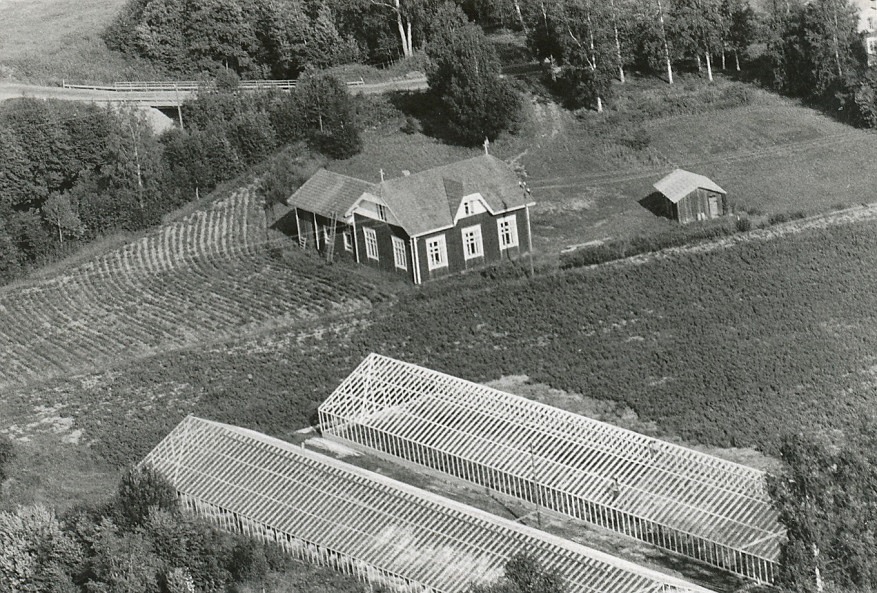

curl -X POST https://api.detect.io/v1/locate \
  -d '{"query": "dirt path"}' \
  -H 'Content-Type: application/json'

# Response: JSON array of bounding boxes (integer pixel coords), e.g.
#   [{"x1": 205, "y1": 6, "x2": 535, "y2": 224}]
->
[{"x1": 577, "y1": 201, "x2": 877, "y2": 269}]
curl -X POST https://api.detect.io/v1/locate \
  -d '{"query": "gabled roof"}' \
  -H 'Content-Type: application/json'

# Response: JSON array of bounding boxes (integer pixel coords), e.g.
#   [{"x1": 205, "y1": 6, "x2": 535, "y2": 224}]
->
[
  {"x1": 288, "y1": 155, "x2": 531, "y2": 237},
  {"x1": 287, "y1": 169, "x2": 375, "y2": 218},
  {"x1": 377, "y1": 154, "x2": 530, "y2": 237},
  {"x1": 654, "y1": 169, "x2": 726, "y2": 204}
]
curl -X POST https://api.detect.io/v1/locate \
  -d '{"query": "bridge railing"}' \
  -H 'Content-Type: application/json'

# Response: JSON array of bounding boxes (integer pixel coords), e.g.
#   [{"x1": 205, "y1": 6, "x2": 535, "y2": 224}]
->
[{"x1": 63, "y1": 78, "x2": 365, "y2": 93}]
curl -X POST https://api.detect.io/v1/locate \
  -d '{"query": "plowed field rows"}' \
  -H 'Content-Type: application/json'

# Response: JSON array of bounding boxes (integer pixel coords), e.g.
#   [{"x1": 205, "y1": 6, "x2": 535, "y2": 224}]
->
[{"x1": 0, "y1": 188, "x2": 375, "y2": 390}]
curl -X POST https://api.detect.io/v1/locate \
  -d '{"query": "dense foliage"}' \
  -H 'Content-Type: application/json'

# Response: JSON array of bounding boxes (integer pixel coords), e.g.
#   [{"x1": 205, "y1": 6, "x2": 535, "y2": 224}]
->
[
  {"x1": 763, "y1": 0, "x2": 864, "y2": 109},
  {"x1": 0, "y1": 74, "x2": 362, "y2": 286},
  {"x1": 767, "y1": 428, "x2": 877, "y2": 593},
  {"x1": 425, "y1": 3, "x2": 521, "y2": 144},
  {"x1": 522, "y1": 0, "x2": 757, "y2": 109},
  {"x1": 103, "y1": 0, "x2": 527, "y2": 76},
  {"x1": 0, "y1": 100, "x2": 168, "y2": 282},
  {"x1": 0, "y1": 465, "x2": 368, "y2": 593},
  {"x1": 471, "y1": 553, "x2": 566, "y2": 593}
]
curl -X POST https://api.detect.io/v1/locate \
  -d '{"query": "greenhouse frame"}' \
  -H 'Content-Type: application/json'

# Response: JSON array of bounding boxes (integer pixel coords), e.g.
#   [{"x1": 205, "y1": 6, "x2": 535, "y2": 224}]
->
[
  {"x1": 318, "y1": 354, "x2": 785, "y2": 583},
  {"x1": 143, "y1": 415, "x2": 716, "y2": 593}
]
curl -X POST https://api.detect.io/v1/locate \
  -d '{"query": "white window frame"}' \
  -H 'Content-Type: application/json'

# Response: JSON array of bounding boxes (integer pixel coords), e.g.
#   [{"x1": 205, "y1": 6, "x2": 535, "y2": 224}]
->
[
  {"x1": 363, "y1": 228, "x2": 379, "y2": 260},
  {"x1": 425, "y1": 235, "x2": 448, "y2": 271},
  {"x1": 392, "y1": 236, "x2": 407, "y2": 270},
  {"x1": 376, "y1": 203, "x2": 388, "y2": 221},
  {"x1": 497, "y1": 214, "x2": 519, "y2": 250},
  {"x1": 343, "y1": 231, "x2": 353, "y2": 252},
  {"x1": 461, "y1": 224, "x2": 484, "y2": 261}
]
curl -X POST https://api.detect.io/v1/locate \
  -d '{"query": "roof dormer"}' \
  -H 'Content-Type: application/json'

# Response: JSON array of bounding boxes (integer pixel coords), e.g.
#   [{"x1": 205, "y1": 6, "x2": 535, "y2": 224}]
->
[{"x1": 454, "y1": 192, "x2": 491, "y2": 223}]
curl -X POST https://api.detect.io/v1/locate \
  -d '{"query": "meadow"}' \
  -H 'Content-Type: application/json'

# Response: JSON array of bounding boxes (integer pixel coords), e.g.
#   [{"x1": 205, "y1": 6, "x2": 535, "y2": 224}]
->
[
  {"x1": 519, "y1": 76, "x2": 877, "y2": 254},
  {"x1": 0, "y1": 0, "x2": 169, "y2": 83}
]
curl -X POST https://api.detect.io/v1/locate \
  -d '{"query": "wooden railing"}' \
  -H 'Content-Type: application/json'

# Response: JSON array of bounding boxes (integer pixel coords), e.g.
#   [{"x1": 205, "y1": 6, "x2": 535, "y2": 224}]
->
[{"x1": 62, "y1": 77, "x2": 365, "y2": 92}]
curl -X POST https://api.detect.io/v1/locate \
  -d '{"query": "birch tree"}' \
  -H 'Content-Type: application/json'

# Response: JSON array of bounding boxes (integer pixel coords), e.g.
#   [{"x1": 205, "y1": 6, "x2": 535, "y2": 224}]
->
[
  {"x1": 656, "y1": 0, "x2": 675, "y2": 83},
  {"x1": 371, "y1": 0, "x2": 439, "y2": 57},
  {"x1": 558, "y1": 0, "x2": 615, "y2": 111},
  {"x1": 41, "y1": 193, "x2": 82, "y2": 244},
  {"x1": 802, "y1": 0, "x2": 860, "y2": 95}
]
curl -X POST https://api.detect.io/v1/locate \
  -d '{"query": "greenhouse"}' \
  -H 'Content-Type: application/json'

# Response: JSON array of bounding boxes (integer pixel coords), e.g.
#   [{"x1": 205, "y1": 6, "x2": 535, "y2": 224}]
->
[
  {"x1": 143, "y1": 415, "x2": 716, "y2": 593},
  {"x1": 318, "y1": 354, "x2": 785, "y2": 583}
]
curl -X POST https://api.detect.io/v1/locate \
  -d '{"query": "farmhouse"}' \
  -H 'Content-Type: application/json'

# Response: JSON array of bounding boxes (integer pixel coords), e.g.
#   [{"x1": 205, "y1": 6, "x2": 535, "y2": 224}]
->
[
  {"x1": 286, "y1": 155, "x2": 535, "y2": 284},
  {"x1": 653, "y1": 169, "x2": 727, "y2": 224}
]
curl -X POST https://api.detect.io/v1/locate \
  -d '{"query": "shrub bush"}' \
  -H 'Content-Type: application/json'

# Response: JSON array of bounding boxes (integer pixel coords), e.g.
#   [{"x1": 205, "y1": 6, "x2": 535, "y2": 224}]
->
[{"x1": 735, "y1": 217, "x2": 752, "y2": 232}]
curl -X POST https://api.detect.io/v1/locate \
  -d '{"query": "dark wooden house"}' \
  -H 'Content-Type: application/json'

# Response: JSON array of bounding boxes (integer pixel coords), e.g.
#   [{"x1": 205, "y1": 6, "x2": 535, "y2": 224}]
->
[
  {"x1": 286, "y1": 155, "x2": 535, "y2": 284},
  {"x1": 653, "y1": 169, "x2": 727, "y2": 224}
]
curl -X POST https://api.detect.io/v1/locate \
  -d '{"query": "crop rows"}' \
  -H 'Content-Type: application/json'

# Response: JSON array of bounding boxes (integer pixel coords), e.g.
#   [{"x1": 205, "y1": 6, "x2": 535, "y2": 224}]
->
[{"x1": 0, "y1": 188, "x2": 375, "y2": 391}]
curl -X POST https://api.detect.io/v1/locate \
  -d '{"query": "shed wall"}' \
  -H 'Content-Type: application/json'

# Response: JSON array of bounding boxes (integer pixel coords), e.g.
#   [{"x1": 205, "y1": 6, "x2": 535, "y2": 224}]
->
[{"x1": 675, "y1": 189, "x2": 726, "y2": 224}]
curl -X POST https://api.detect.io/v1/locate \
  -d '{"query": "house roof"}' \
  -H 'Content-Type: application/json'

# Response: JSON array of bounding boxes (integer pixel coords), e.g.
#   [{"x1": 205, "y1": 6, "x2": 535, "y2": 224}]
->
[
  {"x1": 376, "y1": 154, "x2": 530, "y2": 237},
  {"x1": 287, "y1": 169, "x2": 375, "y2": 218},
  {"x1": 653, "y1": 169, "x2": 726, "y2": 204},
  {"x1": 287, "y1": 155, "x2": 531, "y2": 237}
]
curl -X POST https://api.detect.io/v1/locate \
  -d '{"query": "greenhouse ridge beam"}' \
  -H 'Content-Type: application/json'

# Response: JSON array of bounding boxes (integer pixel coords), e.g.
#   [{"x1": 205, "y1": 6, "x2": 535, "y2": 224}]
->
[
  {"x1": 143, "y1": 415, "x2": 717, "y2": 593},
  {"x1": 318, "y1": 354, "x2": 785, "y2": 583}
]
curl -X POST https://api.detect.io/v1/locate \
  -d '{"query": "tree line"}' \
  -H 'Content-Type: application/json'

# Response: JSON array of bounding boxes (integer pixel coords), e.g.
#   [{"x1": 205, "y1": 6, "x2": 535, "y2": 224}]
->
[
  {"x1": 0, "y1": 70, "x2": 362, "y2": 285},
  {"x1": 104, "y1": 0, "x2": 526, "y2": 77}
]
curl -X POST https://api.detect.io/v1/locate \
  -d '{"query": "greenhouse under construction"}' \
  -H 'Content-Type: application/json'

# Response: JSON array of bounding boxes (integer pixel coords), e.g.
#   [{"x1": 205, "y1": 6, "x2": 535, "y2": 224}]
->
[
  {"x1": 318, "y1": 354, "x2": 785, "y2": 583},
  {"x1": 143, "y1": 415, "x2": 717, "y2": 593}
]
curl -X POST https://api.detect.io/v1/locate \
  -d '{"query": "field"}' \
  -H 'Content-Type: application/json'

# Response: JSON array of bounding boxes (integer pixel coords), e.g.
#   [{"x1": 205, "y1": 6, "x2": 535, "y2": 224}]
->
[
  {"x1": 5, "y1": 204, "x2": 877, "y2": 508},
  {"x1": 0, "y1": 0, "x2": 162, "y2": 83},
  {"x1": 517, "y1": 77, "x2": 877, "y2": 255},
  {"x1": 0, "y1": 186, "x2": 391, "y2": 392}
]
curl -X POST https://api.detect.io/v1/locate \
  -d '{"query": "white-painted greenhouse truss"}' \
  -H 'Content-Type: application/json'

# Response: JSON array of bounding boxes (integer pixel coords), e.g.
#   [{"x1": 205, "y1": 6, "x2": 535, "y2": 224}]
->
[
  {"x1": 143, "y1": 416, "x2": 715, "y2": 593},
  {"x1": 318, "y1": 354, "x2": 785, "y2": 583}
]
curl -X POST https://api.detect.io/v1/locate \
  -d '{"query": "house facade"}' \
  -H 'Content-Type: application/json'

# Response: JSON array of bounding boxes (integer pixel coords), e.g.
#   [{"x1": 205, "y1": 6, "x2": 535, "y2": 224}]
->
[
  {"x1": 287, "y1": 155, "x2": 535, "y2": 284},
  {"x1": 652, "y1": 169, "x2": 727, "y2": 224}
]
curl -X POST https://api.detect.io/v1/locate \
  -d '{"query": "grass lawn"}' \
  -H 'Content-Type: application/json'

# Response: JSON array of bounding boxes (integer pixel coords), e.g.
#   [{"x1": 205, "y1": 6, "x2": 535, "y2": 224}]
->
[
  {"x1": 0, "y1": 0, "x2": 164, "y2": 83},
  {"x1": 520, "y1": 74, "x2": 877, "y2": 253}
]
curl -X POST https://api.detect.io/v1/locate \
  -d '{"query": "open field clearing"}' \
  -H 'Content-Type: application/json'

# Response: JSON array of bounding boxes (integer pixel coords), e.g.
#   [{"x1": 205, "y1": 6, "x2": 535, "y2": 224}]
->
[
  {"x1": 0, "y1": 0, "x2": 159, "y2": 83},
  {"x1": 0, "y1": 188, "x2": 388, "y2": 392},
  {"x1": 521, "y1": 80, "x2": 877, "y2": 252}
]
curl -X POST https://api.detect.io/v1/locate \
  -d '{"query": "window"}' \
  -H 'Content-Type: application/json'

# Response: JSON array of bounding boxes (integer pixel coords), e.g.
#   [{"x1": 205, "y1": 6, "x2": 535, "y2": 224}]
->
[
  {"x1": 376, "y1": 204, "x2": 388, "y2": 221},
  {"x1": 462, "y1": 200, "x2": 473, "y2": 216},
  {"x1": 461, "y1": 225, "x2": 483, "y2": 260},
  {"x1": 425, "y1": 235, "x2": 448, "y2": 271},
  {"x1": 364, "y1": 228, "x2": 379, "y2": 260},
  {"x1": 392, "y1": 236, "x2": 407, "y2": 270},
  {"x1": 497, "y1": 215, "x2": 519, "y2": 249},
  {"x1": 343, "y1": 231, "x2": 353, "y2": 252}
]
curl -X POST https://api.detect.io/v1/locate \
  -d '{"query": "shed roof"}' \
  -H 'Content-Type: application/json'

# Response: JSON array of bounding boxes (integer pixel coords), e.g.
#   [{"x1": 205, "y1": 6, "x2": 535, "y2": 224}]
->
[
  {"x1": 287, "y1": 169, "x2": 375, "y2": 218},
  {"x1": 653, "y1": 169, "x2": 726, "y2": 203}
]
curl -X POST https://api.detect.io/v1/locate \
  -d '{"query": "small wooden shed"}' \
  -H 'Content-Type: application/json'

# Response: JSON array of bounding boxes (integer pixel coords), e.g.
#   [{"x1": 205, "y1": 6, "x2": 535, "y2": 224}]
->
[{"x1": 652, "y1": 169, "x2": 726, "y2": 224}]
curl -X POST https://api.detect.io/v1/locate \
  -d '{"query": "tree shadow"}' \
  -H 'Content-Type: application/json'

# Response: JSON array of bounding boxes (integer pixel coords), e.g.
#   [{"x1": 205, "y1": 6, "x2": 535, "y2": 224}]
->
[
  {"x1": 638, "y1": 191, "x2": 673, "y2": 220},
  {"x1": 387, "y1": 89, "x2": 467, "y2": 145}
]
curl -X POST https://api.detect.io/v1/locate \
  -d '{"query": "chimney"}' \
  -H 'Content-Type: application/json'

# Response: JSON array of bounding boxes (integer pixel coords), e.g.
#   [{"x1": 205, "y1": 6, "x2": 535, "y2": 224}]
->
[{"x1": 402, "y1": 170, "x2": 410, "y2": 177}]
